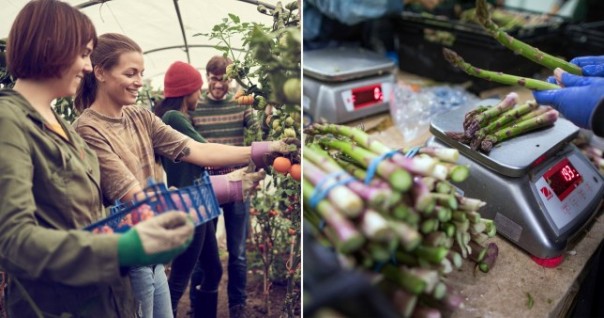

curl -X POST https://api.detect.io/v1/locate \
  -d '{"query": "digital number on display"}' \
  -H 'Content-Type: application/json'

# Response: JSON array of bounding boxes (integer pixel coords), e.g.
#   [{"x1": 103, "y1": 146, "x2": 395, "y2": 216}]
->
[
  {"x1": 351, "y1": 84, "x2": 383, "y2": 109},
  {"x1": 543, "y1": 158, "x2": 583, "y2": 201}
]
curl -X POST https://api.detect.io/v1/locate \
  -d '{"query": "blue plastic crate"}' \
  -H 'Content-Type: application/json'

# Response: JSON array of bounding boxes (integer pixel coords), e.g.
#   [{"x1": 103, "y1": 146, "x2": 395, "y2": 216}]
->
[{"x1": 85, "y1": 171, "x2": 221, "y2": 234}]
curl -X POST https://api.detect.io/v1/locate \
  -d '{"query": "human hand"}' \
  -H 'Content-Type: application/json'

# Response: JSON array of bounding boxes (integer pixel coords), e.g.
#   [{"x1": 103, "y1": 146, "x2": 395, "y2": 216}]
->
[
  {"x1": 117, "y1": 211, "x2": 194, "y2": 267},
  {"x1": 210, "y1": 168, "x2": 266, "y2": 204},
  {"x1": 570, "y1": 56, "x2": 604, "y2": 77},
  {"x1": 251, "y1": 138, "x2": 300, "y2": 168},
  {"x1": 533, "y1": 68, "x2": 604, "y2": 130}
]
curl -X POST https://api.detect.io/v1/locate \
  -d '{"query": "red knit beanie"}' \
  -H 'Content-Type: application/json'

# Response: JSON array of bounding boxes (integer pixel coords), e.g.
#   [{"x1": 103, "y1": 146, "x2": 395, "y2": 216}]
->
[{"x1": 164, "y1": 61, "x2": 203, "y2": 98}]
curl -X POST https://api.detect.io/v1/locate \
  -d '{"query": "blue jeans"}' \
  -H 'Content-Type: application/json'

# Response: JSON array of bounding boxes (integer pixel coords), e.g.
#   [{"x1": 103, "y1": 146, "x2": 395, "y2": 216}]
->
[
  {"x1": 222, "y1": 201, "x2": 249, "y2": 307},
  {"x1": 130, "y1": 264, "x2": 172, "y2": 318}
]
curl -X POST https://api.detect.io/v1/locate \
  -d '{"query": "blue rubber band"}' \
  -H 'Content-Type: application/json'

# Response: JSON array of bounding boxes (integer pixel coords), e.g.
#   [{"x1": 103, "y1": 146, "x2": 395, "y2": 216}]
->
[
  {"x1": 390, "y1": 252, "x2": 398, "y2": 266},
  {"x1": 309, "y1": 171, "x2": 345, "y2": 208},
  {"x1": 373, "y1": 253, "x2": 398, "y2": 272},
  {"x1": 364, "y1": 149, "x2": 399, "y2": 185},
  {"x1": 313, "y1": 171, "x2": 346, "y2": 196},
  {"x1": 373, "y1": 261, "x2": 386, "y2": 272},
  {"x1": 309, "y1": 173, "x2": 355, "y2": 208},
  {"x1": 405, "y1": 146, "x2": 421, "y2": 158}
]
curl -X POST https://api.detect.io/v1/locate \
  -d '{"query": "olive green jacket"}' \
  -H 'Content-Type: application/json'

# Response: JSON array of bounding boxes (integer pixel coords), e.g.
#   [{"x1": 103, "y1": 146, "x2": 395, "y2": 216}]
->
[{"x1": 0, "y1": 90, "x2": 136, "y2": 317}]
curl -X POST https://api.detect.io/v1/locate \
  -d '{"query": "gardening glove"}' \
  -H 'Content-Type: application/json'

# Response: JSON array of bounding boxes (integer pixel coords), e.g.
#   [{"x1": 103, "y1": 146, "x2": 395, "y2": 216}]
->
[
  {"x1": 210, "y1": 168, "x2": 266, "y2": 204},
  {"x1": 117, "y1": 211, "x2": 194, "y2": 267},
  {"x1": 250, "y1": 138, "x2": 300, "y2": 169},
  {"x1": 533, "y1": 68, "x2": 604, "y2": 134},
  {"x1": 570, "y1": 56, "x2": 604, "y2": 77}
]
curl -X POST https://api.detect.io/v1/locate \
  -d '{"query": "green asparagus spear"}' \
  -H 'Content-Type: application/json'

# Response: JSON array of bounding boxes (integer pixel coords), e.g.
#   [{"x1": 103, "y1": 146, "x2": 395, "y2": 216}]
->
[
  {"x1": 319, "y1": 138, "x2": 412, "y2": 192},
  {"x1": 302, "y1": 178, "x2": 366, "y2": 253},
  {"x1": 475, "y1": 0, "x2": 582, "y2": 75},
  {"x1": 443, "y1": 48, "x2": 560, "y2": 90}
]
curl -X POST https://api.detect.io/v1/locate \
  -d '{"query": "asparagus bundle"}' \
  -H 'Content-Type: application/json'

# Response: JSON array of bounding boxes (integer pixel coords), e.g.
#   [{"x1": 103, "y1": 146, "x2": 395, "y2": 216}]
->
[
  {"x1": 446, "y1": 92, "x2": 559, "y2": 154},
  {"x1": 303, "y1": 123, "x2": 499, "y2": 317}
]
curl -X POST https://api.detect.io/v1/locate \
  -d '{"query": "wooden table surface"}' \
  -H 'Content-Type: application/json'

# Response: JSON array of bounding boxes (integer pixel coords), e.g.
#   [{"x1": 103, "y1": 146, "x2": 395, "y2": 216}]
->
[{"x1": 346, "y1": 79, "x2": 604, "y2": 318}]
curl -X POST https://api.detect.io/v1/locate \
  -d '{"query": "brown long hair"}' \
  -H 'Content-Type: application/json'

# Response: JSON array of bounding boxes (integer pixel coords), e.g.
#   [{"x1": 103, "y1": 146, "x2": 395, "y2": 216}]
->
[
  {"x1": 7, "y1": 0, "x2": 97, "y2": 80},
  {"x1": 74, "y1": 33, "x2": 142, "y2": 113},
  {"x1": 153, "y1": 97, "x2": 185, "y2": 119}
]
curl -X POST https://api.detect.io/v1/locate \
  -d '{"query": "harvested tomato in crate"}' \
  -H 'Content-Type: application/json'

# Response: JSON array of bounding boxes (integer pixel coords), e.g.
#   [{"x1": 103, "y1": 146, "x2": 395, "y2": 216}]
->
[{"x1": 85, "y1": 171, "x2": 221, "y2": 233}]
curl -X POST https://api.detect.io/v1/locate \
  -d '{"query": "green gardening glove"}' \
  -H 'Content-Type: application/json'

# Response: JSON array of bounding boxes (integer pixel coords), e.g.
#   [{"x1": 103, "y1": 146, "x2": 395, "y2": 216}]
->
[{"x1": 117, "y1": 211, "x2": 194, "y2": 267}]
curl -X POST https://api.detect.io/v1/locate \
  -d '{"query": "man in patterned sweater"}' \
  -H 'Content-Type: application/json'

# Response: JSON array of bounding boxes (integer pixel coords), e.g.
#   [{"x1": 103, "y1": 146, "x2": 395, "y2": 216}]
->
[{"x1": 189, "y1": 55, "x2": 258, "y2": 318}]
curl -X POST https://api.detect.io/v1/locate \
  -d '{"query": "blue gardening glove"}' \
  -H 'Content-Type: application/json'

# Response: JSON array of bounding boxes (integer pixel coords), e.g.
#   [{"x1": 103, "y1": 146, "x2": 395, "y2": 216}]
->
[
  {"x1": 533, "y1": 68, "x2": 604, "y2": 130},
  {"x1": 117, "y1": 211, "x2": 194, "y2": 267},
  {"x1": 570, "y1": 56, "x2": 604, "y2": 77}
]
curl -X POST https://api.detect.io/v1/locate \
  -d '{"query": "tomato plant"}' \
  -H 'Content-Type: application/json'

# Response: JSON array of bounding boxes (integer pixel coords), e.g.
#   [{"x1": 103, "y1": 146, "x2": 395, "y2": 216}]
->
[{"x1": 197, "y1": 1, "x2": 301, "y2": 316}]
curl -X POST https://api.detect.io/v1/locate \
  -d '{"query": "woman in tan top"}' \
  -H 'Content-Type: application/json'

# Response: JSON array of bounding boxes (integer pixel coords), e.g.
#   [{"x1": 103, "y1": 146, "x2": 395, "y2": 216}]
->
[{"x1": 72, "y1": 33, "x2": 296, "y2": 317}]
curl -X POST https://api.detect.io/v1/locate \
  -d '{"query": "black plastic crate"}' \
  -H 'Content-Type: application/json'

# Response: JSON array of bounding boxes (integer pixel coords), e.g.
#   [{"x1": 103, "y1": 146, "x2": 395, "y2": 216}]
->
[
  {"x1": 562, "y1": 21, "x2": 604, "y2": 59},
  {"x1": 394, "y1": 10, "x2": 565, "y2": 93}
]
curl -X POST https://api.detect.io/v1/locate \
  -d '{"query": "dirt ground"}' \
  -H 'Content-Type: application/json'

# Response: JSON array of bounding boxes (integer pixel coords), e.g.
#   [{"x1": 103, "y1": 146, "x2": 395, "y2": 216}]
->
[
  {"x1": 173, "y1": 219, "x2": 299, "y2": 318},
  {"x1": 173, "y1": 260, "x2": 292, "y2": 318}
]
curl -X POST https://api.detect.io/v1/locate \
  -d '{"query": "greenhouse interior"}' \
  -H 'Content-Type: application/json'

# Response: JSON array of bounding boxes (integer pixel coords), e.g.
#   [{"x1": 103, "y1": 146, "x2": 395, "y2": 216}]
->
[{"x1": 2, "y1": 0, "x2": 604, "y2": 317}]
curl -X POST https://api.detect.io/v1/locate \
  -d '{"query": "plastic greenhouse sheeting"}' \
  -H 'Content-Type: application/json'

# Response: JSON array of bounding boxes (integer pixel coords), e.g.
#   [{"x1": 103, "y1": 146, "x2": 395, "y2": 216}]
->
[{"x1": 0, "y1": 0, "x2": 273, "y2": 89}]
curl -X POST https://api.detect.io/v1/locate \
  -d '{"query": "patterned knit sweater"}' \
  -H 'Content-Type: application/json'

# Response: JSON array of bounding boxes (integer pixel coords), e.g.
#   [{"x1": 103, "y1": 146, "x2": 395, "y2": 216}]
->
[{"x1": 189, "y1": 92, "x2": 259, "y2": 174}]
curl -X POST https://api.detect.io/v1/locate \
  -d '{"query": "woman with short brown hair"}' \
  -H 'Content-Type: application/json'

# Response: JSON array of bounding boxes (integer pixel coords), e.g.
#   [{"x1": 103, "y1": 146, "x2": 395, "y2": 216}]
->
[{"x1": 0, "y1": 1, "x2": 195, "y2": 316}]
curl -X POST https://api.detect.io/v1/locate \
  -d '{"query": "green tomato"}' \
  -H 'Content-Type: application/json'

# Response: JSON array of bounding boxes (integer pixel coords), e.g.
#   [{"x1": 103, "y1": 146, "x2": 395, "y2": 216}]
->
[
  {"x1": 226, "y1": 64, "x2": 239, "y2": 80},
  {"x1": 283, "y1": 128, "x2": 297, "y2": 138},
  {"x1": 282, "y1": 78, "x2": 301, "y2": 104},
  {"x1": 272, "y1": 119, "x2": 281, "y2": 130},
  {"x1": 285, "y1": 1, "x2": 298, "y2": 11}
]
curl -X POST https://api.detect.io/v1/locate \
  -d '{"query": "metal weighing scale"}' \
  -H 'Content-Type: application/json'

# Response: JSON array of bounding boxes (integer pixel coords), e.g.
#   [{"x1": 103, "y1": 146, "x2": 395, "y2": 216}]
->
[
  {"x1": 303, "y1": 47, "x2": 396, "y2": 124},
  {"x1": 428, "y1": 100, "x2": 604, "y2": 259}
]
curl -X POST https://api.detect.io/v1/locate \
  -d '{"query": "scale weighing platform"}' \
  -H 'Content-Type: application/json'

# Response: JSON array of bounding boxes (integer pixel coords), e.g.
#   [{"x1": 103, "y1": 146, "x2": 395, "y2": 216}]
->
[
  {"x1": 428, "y1": 100, "x2": 604, "y2": 260},
  {"x1": 303, "y1": 47, "x2": 396, "y2": 124}
]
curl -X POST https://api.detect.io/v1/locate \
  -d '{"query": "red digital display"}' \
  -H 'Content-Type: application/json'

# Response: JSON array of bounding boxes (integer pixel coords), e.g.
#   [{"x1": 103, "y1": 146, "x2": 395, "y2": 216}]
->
[
  {"x1": 352, "y1": 84, "x2": 383, "y2": 109},
  {"x1": 543, "y1": 158, "x2": 583, "y2": 201}
]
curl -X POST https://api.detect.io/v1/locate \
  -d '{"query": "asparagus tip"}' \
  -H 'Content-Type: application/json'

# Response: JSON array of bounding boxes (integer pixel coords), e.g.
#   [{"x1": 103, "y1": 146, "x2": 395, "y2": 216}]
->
[
  {"x1": 443, "y1": 48, "x2": 462, "y2": 66},
  {"x1": 475, "y1": 0, "x2": 491, "y2": 25}
]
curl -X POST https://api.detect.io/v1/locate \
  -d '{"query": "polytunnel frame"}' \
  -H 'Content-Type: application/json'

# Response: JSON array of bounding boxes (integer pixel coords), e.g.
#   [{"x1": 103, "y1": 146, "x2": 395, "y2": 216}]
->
[{"x1": 73, "y1": 0, "x2": 277, "y2": 64}]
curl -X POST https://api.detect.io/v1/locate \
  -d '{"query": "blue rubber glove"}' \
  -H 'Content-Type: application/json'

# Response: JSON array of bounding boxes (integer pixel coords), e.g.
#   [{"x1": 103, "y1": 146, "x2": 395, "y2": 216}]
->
[
  {"x1": 533, "y1": 68, "x2": 604, "y2": 130},
  {"x1": 570, "y1": 56, "x2": 604, "y2": 77}
]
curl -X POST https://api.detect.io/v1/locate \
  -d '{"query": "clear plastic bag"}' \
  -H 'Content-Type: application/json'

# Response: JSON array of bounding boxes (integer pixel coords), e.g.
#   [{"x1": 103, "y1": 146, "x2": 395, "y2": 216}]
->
[{"x1": 390, "y1": 85, "x2": 478, "y2": 141}]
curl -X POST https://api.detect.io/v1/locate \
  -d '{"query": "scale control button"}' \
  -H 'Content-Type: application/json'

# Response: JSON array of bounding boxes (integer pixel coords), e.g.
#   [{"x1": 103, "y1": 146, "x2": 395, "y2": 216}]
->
[
  {"x1": 540, "y1": 186, "x2": 553, "y2": 200},
  {"x1": 561, "y1": 203, "x2": 571, "y2": 215}
]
